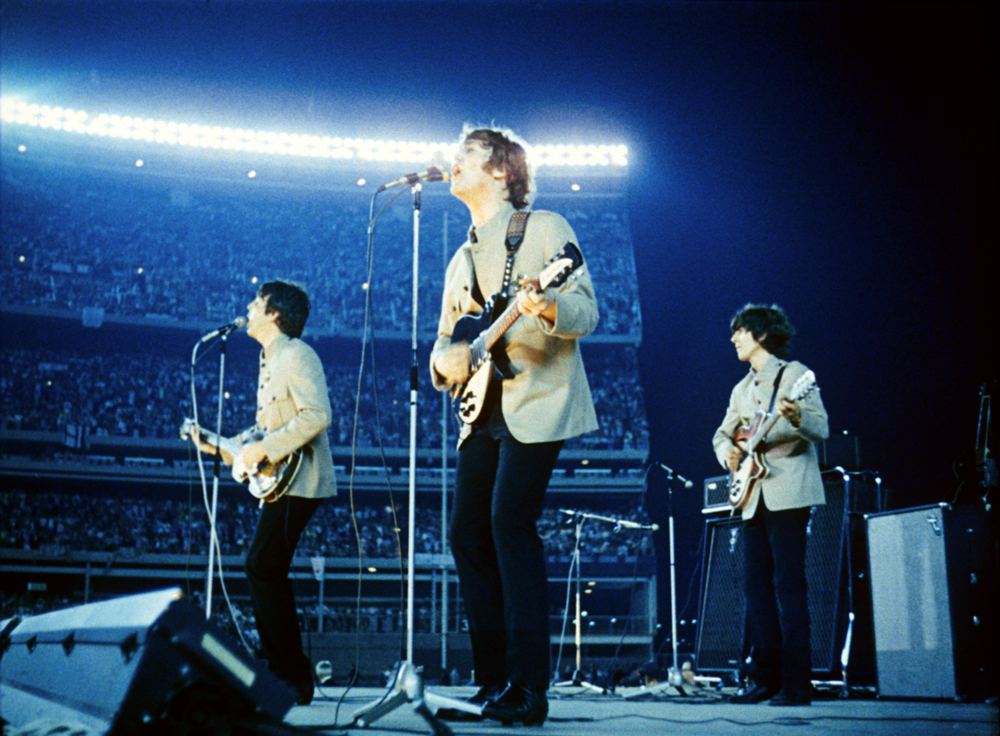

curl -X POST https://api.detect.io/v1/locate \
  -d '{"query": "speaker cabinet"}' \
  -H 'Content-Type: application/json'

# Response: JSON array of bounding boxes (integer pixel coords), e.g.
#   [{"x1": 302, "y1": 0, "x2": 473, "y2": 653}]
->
[
  {"x1": 694, "y1": 515, "x2": 746, "y2": 673},
  {"x1": 0, "y1": 588, "x2": 294, "y2": 733},
  {"x1": 695, "y1": 475, "x2": 878, "y2": 680},
  {"x1": 866, "y1": 504, "x2": 994, "y2": 700}
]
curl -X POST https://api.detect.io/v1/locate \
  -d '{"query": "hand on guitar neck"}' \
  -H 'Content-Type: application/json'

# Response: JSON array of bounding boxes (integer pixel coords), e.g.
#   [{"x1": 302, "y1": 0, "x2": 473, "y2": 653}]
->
[
  {"x1": 188, "y1": 422, "x2": 236, "y2": 465},
  {"x1": 188, "y1": 423, "x2": 268, "y2": 469},
  {"x1": 516, "y1": 280, "x2": 556, "y2": 323},
  {"x1": 777, "y1": 398, "x2": 803, "y2": 427}
]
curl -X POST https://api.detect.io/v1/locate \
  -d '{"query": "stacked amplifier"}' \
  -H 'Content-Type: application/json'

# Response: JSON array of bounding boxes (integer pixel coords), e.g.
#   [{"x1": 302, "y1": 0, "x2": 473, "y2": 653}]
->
[{"x1": 694, "y1": 472, "x2": 880, "y2": 682}]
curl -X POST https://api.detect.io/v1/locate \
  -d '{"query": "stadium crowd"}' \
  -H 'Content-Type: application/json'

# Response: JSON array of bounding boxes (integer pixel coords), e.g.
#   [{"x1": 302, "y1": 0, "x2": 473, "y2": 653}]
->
[
  {"x1": 0, "y1": 488, "x2": 653, "y2": 560},
  {"x1": 2, "y1": 162, "x2": 642, "y2": 336},
  {"x1": 0, "y1": 344, "x2": 648, "y2": 451}
]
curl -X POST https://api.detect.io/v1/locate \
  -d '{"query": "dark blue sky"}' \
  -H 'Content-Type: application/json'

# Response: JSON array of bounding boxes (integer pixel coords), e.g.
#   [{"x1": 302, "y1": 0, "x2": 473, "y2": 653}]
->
[{"x1": 3, "y1": 1, "x2": 997, "y2": 582}]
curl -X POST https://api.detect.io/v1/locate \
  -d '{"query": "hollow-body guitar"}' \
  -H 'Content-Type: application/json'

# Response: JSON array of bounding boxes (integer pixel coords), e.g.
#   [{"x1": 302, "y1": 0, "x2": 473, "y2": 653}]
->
[
  {"x1": 179, "y1": 418, "x2": 302, "y2": 503},
  {"x1": 727, "y1": 370, "x2": 817, "y2": 510}
]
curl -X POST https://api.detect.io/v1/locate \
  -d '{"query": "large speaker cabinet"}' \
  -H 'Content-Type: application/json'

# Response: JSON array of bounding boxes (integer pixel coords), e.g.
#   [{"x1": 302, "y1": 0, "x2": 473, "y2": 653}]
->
[
  {"x1": 695, "y1": 475, "x2": 878, "y2": 680},
  {"x1": 866, "y1": 504, "x2": 995, "y2": 700},
  {"x1": 0, "y1": 588, "x2": 294, "y2": 734}
]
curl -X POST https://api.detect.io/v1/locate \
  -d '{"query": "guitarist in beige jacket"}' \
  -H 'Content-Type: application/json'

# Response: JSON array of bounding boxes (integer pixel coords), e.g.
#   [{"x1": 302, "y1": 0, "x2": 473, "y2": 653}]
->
[
  {"x1": 430, "y1": 126, "x2": 599, "y2": 726},
  {"x1": 712, "y1": 303, "x2": 829, "y2": 707},
  {"x1": 191, "y1": 279, "x2": 336, "y2": 705}
]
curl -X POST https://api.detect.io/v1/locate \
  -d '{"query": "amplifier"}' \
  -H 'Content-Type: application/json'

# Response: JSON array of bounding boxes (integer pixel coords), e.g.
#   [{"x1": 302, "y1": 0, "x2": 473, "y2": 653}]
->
[
  {"x1": 703, "y1": 474, "x2": 732, "y2": 514},
  {"x1": 866, "y1": 504, "x2": 995, "y2": 699}
]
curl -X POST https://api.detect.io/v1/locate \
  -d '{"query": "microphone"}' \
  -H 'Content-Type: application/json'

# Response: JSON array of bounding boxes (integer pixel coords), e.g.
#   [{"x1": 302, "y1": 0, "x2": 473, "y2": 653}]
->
[
  {"x1": 659, "y1": 463, "x2": 694, "y2": 488},
  {"x1": 615, "y1": 519, "x2": 660, "y2": 532},
  {"x1": 377, "y1": 165, "x2": 450, "y2": 192},
  {"x1": 199, "y1": 316, "x2": 247, "y2": 343}
]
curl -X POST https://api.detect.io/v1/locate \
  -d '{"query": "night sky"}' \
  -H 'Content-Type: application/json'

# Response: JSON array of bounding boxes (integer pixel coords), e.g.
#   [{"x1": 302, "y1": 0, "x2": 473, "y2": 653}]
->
[{"x1": 3, "y1": 0, "x2": 997, "y2": 633}]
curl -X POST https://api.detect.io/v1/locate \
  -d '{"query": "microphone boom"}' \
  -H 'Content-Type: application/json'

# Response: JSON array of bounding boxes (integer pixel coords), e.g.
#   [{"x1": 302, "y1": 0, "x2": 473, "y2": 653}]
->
[
  {"x1": 377, "y1": 166, "x2": 450, "y2": 192},
  {"x1": 199, "y1": 316, "x2": 247, "y2": 343}
]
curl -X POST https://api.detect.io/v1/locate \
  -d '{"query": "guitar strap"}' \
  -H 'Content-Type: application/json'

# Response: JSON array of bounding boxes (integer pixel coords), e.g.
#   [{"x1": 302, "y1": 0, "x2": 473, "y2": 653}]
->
[
  {"x1": 762, "y1": 364, "x2": 787, "y2": 443},
  {"x1": 468, "y1": 211, "x2": 531, "y2": 425},
  {"x1": 470, "y1": 210, "x2": 531, "y2": 307}
]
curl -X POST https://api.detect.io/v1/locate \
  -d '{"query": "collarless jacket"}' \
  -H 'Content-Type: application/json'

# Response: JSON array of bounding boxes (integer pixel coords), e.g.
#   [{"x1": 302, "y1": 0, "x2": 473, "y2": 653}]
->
[
  {"x1": 239, "y1": 333, "x2": 337, "y2": 499},
  {"x1": 431, "y1": 203, "x2": 600, "y2": 446},
  {"x1": 712, "y1": 355, "x2": 828, "y2": 518}
]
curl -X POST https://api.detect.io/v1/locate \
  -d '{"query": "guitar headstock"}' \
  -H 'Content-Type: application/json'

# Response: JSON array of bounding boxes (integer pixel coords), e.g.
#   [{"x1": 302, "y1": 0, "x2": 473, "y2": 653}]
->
[
  {"x1": 178, "y1": 418, "x2": 197, "y2": 441},
  {"x1": 537, "y1": 242, "x2": 584, "y2": 291},
  {"x1": 788, "y1": 370, "x2": 817, "y2": 402}
]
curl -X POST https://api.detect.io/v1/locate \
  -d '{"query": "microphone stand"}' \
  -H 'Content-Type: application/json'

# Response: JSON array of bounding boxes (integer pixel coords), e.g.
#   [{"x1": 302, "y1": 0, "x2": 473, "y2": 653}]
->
[
  {"x1": 191, "y1": 331, "x2": 230, "y2": 620},
  {"x1": 663, "y1": 468, "x2": 683, "y2": 691},
  {"x1": 620, "y1": 467, "x2": 692, "y2": 699},
  {"x1": 353, "y1": 184, "x2": 473, "y2": 735},
  {"x1": 554, "y1": 510, "x2": 658, "y2": 694}
]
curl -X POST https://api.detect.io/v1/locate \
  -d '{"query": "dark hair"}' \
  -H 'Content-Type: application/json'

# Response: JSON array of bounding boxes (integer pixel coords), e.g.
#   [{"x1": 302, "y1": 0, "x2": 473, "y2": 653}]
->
[
  {"x1": 461, "y1": 125, "x2": 534, "y2": 210},
  {"x1": 258, "y1": 279, "x2": 310, "y2": 338},
  {"x1": 730, "y1": 303, "x2": 795, "y2": 359}
]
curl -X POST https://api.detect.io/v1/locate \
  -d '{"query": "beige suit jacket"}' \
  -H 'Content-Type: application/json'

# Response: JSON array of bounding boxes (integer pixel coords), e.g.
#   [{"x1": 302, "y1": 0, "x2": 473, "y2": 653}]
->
[
  {"x1": 239, "y1": 333, "x2": 337, "y2": 499},
  {"x1": 712, "y1": 355, "x2": 828, "y2": 518},
  {"x1": 431, "y1": 203, "x2": 600, "y2": 446}
]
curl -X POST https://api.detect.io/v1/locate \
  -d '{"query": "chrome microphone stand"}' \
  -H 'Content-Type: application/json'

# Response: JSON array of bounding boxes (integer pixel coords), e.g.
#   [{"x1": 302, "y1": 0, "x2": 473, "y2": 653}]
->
[
  {"x1": 353, "y1": 182, "x2": 475, "y2": 735},
  {"x1": 619, "y1": 465, "x2": 694, "y2": 700},
  {"x1": 662, "y1": 468, "x2": 683, "y2": 689},
  {"x1": 190, "y1": 329, "x2": 230, "y2": 620},
  {"x1": 554, "y1": 509, "x2": 658, "y2": 694}
]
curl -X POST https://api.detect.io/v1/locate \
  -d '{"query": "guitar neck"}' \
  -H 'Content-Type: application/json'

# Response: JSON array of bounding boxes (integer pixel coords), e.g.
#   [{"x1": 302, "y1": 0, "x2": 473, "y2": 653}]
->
[
  {"x1": 192, "y1": 425, "x2": 241, "y2": 458},
  {"x1": 747, "y1": 411, "x2": 783, "y2": 454},
  {"x1": 478, "y1": 301, "x2": 523, "y2": 353}
]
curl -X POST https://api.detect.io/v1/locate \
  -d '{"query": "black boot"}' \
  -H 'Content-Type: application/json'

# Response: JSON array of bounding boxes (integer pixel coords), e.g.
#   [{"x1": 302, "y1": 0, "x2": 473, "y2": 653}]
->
[
  {"x1": 435, "y1": 684, "x2": 504, "y2": 721},
  {"x1": 481, "y1": 683, "x2": 548, "y2": 726},
  {"x1": 728, "y1": 681, "x2": 780, "y2": 704}
]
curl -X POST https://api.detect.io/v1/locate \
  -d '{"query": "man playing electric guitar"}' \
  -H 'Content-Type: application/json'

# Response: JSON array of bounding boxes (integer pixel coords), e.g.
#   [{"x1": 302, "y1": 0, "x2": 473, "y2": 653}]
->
[
  {"x1": 430, "y1": 126, "x2": 599, "y2": 726},
  {"x1": 712, "y1": 303, "x2": 829, "y2": 707},
  {"x1": 189, "y1": 279, "x2": 336, "y2": 706}
]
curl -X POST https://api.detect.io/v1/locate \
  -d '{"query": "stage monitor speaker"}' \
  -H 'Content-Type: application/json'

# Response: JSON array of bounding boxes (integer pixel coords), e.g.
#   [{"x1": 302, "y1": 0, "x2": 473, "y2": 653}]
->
[
  {"x1": 866, "y1": 504, "x2": 995, "y2": 700},
  {"x1": 0, "y1": 588, "x2": 295, "y2": 734},
  {"x1": 695, "y1": 475, "x2": 878, "y2": 680}
]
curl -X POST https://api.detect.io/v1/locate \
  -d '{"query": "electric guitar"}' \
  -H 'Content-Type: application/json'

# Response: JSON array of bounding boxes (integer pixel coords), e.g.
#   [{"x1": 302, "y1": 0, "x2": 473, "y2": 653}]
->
[
  {"x1": 179, "y1": 418, "x2": 302, "y2": 503},
  {"x1": 451, "y1": 242, "x2": 585, "y2": 424},
  {"x1": 727, "y1": 370, "x2": 818, "y2": 510}
]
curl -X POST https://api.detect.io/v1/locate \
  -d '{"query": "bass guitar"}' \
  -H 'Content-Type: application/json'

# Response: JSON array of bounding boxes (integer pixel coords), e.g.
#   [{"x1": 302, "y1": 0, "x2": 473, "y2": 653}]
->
[
  {"x1": 451, "y1": 242, "x2": 584, "y2": 424},
  {"x1": 727, "y1": 370, "x2": 818, "y2": 510},
  {"x1": 179, "y1": 418, "x2": 302, "y2": 503}
]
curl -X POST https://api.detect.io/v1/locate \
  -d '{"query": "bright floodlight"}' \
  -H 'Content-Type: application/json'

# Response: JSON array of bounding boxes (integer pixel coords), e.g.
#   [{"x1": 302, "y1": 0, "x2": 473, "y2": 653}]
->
[{"x1": 1, "y1": 97, "x2": 628, "y2": 168}]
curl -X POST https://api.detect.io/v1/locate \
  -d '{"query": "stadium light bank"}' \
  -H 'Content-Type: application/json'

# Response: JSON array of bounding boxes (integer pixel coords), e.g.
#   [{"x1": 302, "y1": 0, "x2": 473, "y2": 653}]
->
[{"x1": 0, "y1": 97, "x2": 629, "y2": 171}]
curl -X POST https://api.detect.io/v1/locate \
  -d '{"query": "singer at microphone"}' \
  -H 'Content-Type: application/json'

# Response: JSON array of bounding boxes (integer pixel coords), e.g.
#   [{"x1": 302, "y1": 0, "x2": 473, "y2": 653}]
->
[
  {"x1": 199, "y1": 316, "x2": 247, "y2": 343},
  {"x1": 377, "y1": 165, "x2": 450, "y2": 192}
]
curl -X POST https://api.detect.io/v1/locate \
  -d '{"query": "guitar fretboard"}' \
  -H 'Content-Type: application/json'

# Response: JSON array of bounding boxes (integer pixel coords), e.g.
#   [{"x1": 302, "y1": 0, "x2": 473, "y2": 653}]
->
[{"x1": 480, "y1": 302, "x2": 523, "y2": 352}]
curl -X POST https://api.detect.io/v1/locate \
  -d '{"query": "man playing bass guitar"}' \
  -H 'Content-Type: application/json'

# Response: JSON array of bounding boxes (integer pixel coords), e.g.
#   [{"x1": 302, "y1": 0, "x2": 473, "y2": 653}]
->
[
  {"x1": 189, "y1": 279, "x2": 336, "y2": 705},
  {"x1": 430, "y1": 126, "x2": 599, "y2": 726},
  {"x1": 712, "y1": 303, "x2": 829, "y2": 707}
]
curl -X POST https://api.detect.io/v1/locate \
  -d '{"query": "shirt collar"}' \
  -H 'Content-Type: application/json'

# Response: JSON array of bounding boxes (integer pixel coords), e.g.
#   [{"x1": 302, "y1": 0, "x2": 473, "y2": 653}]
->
[
  {"x1": 468, "y1": 201, "x2": 518, "y2": 246},
  {"x1": 261, "y1": 332, "x2": 291, "y2": 362},
  {"x1": 750, "y1": 353, "x2": 786, "y2": 381}
]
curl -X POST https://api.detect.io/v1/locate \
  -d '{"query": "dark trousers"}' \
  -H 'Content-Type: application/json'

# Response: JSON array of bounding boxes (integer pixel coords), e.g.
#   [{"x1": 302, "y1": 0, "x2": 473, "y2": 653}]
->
[
  {"x1": 450, "y1": 418, "x2": 562, "y2": 689},
  {"x1": 742, "y1": 503, "x2": 812, "y2": 691},
  {"x1": 245, "y1": 494, "x2": 323, "y2": 684}
]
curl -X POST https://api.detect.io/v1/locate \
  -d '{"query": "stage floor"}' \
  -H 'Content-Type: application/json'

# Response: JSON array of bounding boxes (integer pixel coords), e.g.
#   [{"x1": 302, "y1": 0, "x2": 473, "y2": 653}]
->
[{"x1": 287, "y1": 685, "x2": 999, "y2": 736}]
